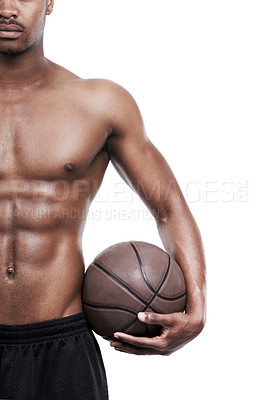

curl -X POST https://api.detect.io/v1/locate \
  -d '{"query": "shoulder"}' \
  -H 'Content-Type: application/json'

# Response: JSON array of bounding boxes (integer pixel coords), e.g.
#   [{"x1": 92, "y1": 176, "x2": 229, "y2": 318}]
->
[
  {"x1": 76, "y1": 78, "x2": 138, "y2": 109},
  {"x1": 77, "y1": 78, "x2": 129, "y2": 95},
  {"x1": 48, "y1": 61, "x2": 143, "y2": 132},
  {"x1": 48, "y1": 60, "x2": 138, "y2": 109},
  {"x1": 70, "y1": 78, "x2": 144, "y2": 134},
  {"x1": 86, "y1": 79, "x2": 144, "y2": 130},
  {"x1": 48, "y1": 60, "x2": 131, "y2": 98}
]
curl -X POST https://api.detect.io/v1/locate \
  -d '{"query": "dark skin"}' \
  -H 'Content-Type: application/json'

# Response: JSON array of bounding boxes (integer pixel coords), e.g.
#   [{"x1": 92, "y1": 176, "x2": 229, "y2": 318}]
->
[{"x1": 0, "y1": 0, "x2": 206, "y2": 356}]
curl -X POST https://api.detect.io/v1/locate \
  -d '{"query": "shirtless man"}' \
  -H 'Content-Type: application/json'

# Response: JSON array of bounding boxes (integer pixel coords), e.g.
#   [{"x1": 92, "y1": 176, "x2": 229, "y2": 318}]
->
[{"x1": 0, "y1": 1, "x2": 206, "y2": 399}]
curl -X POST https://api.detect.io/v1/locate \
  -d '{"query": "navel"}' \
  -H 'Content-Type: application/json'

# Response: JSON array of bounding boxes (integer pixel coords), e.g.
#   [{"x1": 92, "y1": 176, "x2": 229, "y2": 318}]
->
[
  {"x1": 64, "y1": 163, "x2": 75, "y2": 172},
  {"x1": 6, "y1": 265, "x2": 15, "y2": 275}
]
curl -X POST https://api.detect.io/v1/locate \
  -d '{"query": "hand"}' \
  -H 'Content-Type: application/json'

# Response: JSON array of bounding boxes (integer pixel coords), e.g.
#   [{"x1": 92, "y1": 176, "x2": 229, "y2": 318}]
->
[{"x1": 110, "y1": 311, "x2": 205, "y2": 356}]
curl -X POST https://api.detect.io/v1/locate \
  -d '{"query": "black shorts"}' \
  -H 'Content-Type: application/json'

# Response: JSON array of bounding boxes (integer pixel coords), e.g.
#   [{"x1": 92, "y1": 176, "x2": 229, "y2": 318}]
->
[{"x1": 0, "y1": 311, "x2": 109, "y2": 400}]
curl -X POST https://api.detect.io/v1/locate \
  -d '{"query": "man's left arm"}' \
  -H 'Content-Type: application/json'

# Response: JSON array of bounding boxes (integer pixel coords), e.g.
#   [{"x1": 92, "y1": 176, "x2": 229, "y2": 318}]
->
[{"x1": 104, "y1": 81, "x2": 207, "y2": 355}]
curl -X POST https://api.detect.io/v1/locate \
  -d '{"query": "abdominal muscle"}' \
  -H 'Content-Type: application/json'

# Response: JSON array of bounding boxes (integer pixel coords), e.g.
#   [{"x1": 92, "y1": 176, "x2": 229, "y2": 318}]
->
[{"x1": 0, "y1": 196, "x2": 88, "y2": 325}]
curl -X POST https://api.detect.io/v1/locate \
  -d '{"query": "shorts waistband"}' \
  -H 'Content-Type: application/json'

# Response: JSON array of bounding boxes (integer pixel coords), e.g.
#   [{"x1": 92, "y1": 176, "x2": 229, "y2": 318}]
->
[{"x1": 0, "y1": 311, "x2": 89, "y2": 344}]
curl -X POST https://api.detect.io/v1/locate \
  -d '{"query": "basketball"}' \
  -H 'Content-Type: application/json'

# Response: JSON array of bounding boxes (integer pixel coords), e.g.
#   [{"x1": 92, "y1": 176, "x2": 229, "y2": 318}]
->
[{"x1": 82, "y1": 241, "x2": 186, "y2": 341}]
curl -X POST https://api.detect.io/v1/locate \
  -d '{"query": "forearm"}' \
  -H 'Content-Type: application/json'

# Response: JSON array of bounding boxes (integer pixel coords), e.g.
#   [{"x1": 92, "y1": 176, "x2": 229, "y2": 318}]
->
[
  {"x1": 156, "y1": 204, "x2": 207, "y2": 324},
  {"x1": 103, "y1": 84, "x2": 207, "y2": 323}
]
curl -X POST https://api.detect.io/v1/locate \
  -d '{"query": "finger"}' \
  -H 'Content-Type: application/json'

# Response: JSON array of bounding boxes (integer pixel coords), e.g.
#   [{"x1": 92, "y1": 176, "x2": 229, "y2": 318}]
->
[
  {"x1": 113, "y1": 331, "x2": 166, "y2": 349},
  {"x1": 110, "y1": 341, "x2": 165, "y2": 355}
]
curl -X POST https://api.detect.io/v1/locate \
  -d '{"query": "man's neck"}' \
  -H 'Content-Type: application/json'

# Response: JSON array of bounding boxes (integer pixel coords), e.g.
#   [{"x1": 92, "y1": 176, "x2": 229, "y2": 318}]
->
[{"x1": 0, "y1": 41, "x2": 48, "y2": 90}]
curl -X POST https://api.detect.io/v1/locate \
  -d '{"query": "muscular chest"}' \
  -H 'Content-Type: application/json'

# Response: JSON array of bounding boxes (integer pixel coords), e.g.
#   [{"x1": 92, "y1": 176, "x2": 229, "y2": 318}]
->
[{"x1": 0, "y1": 96, "x2": 108, "y2": 181}]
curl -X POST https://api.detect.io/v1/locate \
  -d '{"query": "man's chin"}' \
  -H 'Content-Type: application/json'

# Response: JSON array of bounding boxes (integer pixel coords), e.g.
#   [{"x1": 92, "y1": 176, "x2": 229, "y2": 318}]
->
[
  {"x1": 0, "y1": 42, "x2": 32, "y2": 56},
  {"x1": 0, "y1": 49, "x2": 21, "y2": 56},
  {"x1": 0, "y1": 46, "x2": 26, "y2": 56}
]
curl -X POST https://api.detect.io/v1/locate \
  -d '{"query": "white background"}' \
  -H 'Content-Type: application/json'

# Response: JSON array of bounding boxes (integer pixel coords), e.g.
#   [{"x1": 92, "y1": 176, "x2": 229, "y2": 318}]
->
[{"x1": 45, "y1": 1, "x2": 260, "y2": 399}]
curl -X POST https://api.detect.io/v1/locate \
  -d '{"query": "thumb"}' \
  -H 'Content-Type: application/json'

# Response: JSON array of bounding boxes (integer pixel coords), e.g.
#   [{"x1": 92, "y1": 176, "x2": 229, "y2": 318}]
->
[{"x1": 137, "y1": 311, "x2": 176, "y2": 327}]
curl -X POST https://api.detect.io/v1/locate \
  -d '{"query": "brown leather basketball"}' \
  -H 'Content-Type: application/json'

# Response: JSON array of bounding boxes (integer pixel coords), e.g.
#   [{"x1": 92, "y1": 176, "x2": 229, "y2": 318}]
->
[{"x1": 81, "y1": 241, "x2": 186, "y2": 341}]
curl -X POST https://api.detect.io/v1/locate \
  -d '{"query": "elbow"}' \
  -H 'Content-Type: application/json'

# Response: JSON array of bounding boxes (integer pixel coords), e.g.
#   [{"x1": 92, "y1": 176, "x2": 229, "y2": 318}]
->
[
  {"x1": 197, "y1": 316, "x2": 206, "y2": 335},
  {"x1": 153, "y1": 202, "x2": 181, "y2": 225},
  {"x1": 153, "y1": 203, "x2": 173, "y2": 225}
]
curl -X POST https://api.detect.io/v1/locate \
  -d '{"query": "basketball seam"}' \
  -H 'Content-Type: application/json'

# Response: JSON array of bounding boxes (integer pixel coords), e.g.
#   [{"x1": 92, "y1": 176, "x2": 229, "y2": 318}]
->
[
  {"x1": 82, "y1": 301, "x2": 155, "y2": 312},
  {"x1": 129, "y1": 242, "x2": 156, "y2": 293},
  {"x1": 82, "y1": 302, "x2": 138, "y2": 316},
  {"x1": 157, "y1": 291, "x2": 186, "y2": 301},
  {"x1": 129, "y1": 242, "x2": 186, "y2": 301},
  {"x1": 92, "y1": 261, "x2": 158, "y2": 312},
  {"x1": 89, "y1": 246, "x2": 186, "y2": 339},
  {"x1": 111, "y1": 251, "x2": 173, "y2": 337}
]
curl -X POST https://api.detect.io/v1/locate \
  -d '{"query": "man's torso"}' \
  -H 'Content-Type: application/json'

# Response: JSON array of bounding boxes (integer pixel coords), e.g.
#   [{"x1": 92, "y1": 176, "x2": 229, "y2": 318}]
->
[{"x1": 0, "y1": 62, "x2": 111, "y2": 324}]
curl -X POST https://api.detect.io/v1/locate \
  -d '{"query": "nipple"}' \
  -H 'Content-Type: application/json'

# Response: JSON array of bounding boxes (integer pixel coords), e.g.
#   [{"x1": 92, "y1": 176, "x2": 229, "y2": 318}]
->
[{"x1": 64, "y1": 163, "x2": 75, "y2": 172}]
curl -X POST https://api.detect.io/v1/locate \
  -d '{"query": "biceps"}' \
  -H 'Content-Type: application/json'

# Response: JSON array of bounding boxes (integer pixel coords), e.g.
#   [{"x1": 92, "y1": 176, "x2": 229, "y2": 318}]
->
[{"x1": 106, "y1": 134, "x2": 184, "y2": 217}]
